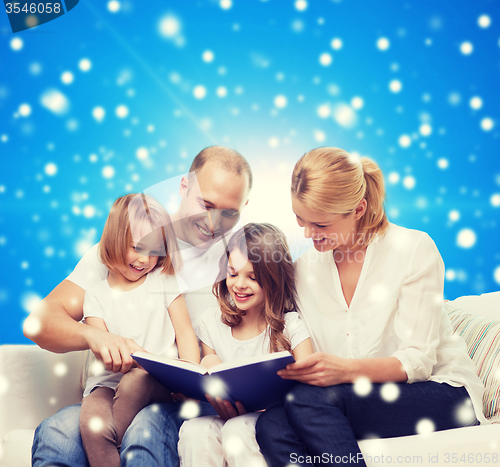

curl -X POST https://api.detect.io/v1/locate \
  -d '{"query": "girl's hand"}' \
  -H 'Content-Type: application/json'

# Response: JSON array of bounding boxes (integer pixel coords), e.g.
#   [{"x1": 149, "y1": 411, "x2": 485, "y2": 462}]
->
[
  {"x1": 205, "y1": 394, "x2": 246, "y2": 421},
  {"x1": 277, "y1": 352, "x2": 350, "y2": 387}
]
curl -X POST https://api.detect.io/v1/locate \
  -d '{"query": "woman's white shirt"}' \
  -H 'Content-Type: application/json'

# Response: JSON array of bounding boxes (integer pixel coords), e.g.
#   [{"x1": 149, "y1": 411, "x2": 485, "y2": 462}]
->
[{"x1": 295, "y1": 223, "x2": 486, "y2": 423}]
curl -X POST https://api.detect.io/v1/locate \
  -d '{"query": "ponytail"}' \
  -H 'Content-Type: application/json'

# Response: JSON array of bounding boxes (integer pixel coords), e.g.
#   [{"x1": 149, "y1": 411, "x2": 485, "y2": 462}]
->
[{"x1": 356, "y1": 158, "x2": 389, "y2": 245}]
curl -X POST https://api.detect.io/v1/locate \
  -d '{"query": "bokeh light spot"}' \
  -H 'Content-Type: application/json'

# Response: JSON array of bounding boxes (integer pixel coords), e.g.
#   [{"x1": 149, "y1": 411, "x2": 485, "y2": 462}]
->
[
  {"x1": 416, "y1": 418, "x2": 435, "y2": 435},
  {"x1": 274, "y1": 95, "x2": 287, "y2": 108},
  {"x1": 44, "y1": 163, "x2": 57, "y2": 176},
  {"x1": 398, "y1": 134, "x2": 411, "y2": 148},
  {"x1": 319, "y1": 53, "x2": 333, "y2": 66},
  {"x1": 478, "y1": 15, "x2": 491, "y2": 28},
  {"x1": 457, "y1": 228, "x2": 476, "y2": 249},
  {"x1": 108, "y1": 1, "x2": 121, "y2": 13},
  {"x1": 193, "y1": 85, "x2": 207, "y2": 99},
  {"x1": 331, "y1": 38, "x2": 343, "y2": 50},
  {"x1": 480, "y1": 118, "x2": 494, "y2": 131},
  {"x1": 79, "y1": 58, "x2": 92, "y2": 72},
  {"x1": 389, "y1": 80, "x2": 402, "y2": 93},
  {"x1": 353, "y1": 376, "x2": 372, "y2": 396},
  {"x1": 295, "y1": 0, "x2": 307, "y2": 12},
  {"x1": 89, "y1": 417, "x2": 104, "y2": 433},
  {"x1": 54, "y1": 363, "x2": 68, "y2": 377},
  {"x1": 470, "y1": 96, "x2": 483, "y2": 110},
  {"x1": 377, "y1": 37, "x2": 390, "y2": 51},
  {"x1": 460, "y1": 42, "x2": 473, "y2": 55},
  {"x1": 403, "y1": 175, "x2": 416, "y2": 190},
  {"x1": 116, "y1": 105, "x2": 129, "y2": 118},
  {"x1": 10, "y1": 38, "x2": 23, "y2": 51},
  {"x1": 61, "y1": 72, "x2": 74, "y2": 85},
  {"x1": 179, "y1": 400, "x2": 200, "y2": 419},
  {"x1": 380, "y1": 383, "x2": 400, "y2": 402}
]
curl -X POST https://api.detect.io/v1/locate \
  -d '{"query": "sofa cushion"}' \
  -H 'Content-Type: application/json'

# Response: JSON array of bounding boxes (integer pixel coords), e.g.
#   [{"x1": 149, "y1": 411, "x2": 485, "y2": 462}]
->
[
  {"x1": 445, "y1": 302, "x2": 500, "y2": 422},
  {"x1": 450, "y1": 292, "x2": 500, "y2": 321},
  {"x1": 0, "y1": 429, "x2": 33, "y2": 467}
]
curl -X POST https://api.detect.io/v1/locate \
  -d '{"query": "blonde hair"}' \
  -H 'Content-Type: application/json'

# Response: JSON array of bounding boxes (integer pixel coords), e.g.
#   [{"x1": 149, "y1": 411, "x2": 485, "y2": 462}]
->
[
  {"x1": 213, "y1": 223, "x2": 297, "y2": 353},
  {"x1": 291, "y1": 147, "x2": 389, "y2": 245},
  {"x1": 99, "y1": 193, "x2": 181, "y2": 275}
]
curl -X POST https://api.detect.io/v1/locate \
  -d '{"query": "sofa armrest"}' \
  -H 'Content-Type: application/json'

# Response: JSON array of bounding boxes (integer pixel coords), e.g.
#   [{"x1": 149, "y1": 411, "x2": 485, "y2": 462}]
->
[{"x1": 0, "y1": 345, "x2": 85, "y2": 442}]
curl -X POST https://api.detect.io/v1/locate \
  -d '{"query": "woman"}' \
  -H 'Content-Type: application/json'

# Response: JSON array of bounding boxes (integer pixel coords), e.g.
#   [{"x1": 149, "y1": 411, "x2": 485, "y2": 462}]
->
[{"x1": 255, "y1": 147, "x2": 486, "y2": 467}]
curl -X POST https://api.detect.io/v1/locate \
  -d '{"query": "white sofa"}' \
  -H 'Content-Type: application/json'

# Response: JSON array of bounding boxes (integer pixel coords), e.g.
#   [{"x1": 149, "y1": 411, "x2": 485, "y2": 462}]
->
[{"x1": 1, "y1": 293, "x2": 499, "y2": 467}]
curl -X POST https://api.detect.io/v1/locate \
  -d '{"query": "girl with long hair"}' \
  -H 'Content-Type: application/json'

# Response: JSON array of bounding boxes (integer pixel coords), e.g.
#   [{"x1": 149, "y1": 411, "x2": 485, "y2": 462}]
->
[{"x1": 178, "y1": 222, "x2": 313, "y2": 467}]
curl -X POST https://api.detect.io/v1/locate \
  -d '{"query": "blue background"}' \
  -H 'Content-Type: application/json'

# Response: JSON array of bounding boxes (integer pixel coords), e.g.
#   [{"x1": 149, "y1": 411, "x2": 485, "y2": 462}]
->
[{"x1": 1, "y1": 0, "x2": 499, "y2": 345}]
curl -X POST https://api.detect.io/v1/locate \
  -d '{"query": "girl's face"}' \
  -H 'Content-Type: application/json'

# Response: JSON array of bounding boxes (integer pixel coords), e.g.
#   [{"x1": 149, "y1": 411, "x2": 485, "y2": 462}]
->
[
  {"x1": 226, "y1": 248, "x2": 265, "y2": 316},
  {"x1": 292, "y1": 195, "x2": 366, "y2": 253},
  {"x1": 117, "y1": 230, "x2": 162, "y2": 282}
]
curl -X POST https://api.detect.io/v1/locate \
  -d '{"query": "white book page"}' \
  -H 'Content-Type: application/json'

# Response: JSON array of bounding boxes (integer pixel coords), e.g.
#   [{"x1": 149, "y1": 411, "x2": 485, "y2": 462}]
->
[
  {"x1": 208, "y1": 350, "x2": 293, "y2": 374},
  {"x1": 132, "y1": 351, "x2": 208, "y2": 375}
]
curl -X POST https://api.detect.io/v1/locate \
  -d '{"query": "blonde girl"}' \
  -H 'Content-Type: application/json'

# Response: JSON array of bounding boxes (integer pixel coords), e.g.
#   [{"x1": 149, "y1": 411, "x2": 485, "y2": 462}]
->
[
  {"x1": 79, "y1": 193, "x2": 199, "y2": 467},
  {"x1": 178, "y1": 223, "x2": 313, "y2": 467}
]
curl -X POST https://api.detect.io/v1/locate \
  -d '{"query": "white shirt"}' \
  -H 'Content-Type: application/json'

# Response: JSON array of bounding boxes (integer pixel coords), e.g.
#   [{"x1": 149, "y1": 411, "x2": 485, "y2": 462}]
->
[
  {"x1": 82, "y1": 270, "x2": 184, "y2": 396},
  {"x1": 198, "y1": 307, "x2": 310, "y2": 361},
  {"x1": 66, "y1": 237, "x2": 227, "y2": 333},
  {"x1": 295, "y1": 223, "x2": 487, "y2": 424}
]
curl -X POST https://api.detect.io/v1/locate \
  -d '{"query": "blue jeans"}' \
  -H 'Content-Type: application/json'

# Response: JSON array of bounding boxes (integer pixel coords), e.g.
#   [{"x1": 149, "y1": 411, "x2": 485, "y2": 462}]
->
[
  {"x1": 256, "y1": 382, "x2": 478, "y2": 467},
  {"x1": 32, "y1": 401, "x2": 217, "y2": 467}
]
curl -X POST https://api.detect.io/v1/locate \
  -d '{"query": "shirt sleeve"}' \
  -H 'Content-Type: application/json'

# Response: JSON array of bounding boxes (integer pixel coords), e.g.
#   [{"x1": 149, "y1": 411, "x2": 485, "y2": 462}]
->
[
  {"x1": 284, "y1": 311, "x2": 311, "y2": 350},
  {"x1": 391, "y1": 233, "x2": 445, "y2": 383},
  {"x1": 82, "y1": 287, "x2": 105, "y2": 320},
  {"x1": 66, "y1": 243, "x2": 108, "y2": 292},
  {"x1": 197, "y1": 308, "x2": 217, "y2": 349},
  {"x1": 162, "y1": 273, "x2": 189, "y2": 308}
]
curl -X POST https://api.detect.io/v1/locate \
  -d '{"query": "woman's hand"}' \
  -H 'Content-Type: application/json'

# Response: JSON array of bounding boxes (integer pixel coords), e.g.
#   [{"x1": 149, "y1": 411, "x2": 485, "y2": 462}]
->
[
  {"x1": 205, "y1": 394, "x2": 246, "y2": 421},
  {"x1": 278, "y1": 352, "x2": 351, "y2": 386}
]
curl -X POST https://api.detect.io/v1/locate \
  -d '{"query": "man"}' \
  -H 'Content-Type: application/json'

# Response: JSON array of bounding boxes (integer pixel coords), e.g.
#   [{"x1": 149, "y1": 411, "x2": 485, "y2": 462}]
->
[{"x1": 25, "y1": 146, "x2": 252, "y2": 467}]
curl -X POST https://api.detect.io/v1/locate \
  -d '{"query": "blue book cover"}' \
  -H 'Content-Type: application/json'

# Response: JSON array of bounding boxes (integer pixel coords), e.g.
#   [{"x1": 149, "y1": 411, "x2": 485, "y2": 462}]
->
[{"x1": 132, "y1": 350, "x2": 297, "y2": 412}]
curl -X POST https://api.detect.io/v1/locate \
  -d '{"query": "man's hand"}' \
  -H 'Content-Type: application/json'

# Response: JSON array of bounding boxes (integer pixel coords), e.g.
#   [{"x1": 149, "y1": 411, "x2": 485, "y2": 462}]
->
[
  {"x1": 205, "y1": 394, "x2": 246, "y2": 421},
  {"x1": 84, "y1": 326, "x2": 145, "y2": 374},
  {"x1": 277, "y1": 352, "x2": 350, "y2": 387}
]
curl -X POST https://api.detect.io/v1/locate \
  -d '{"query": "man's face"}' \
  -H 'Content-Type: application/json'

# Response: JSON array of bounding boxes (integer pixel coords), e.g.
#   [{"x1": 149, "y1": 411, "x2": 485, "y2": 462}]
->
[{"x1": 177, "y1": 163, "x2": 250, "y2": 249}]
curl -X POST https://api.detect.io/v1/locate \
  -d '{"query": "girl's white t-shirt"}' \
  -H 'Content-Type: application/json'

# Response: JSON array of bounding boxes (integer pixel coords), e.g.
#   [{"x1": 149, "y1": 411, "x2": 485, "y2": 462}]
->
[
  {"x1": 294, "y1": 222, "x2": 487, "y2": 424},
  {"x1": 198, "y1": 307, "x2": 310, "y2": 361},
  {"x1": 82, "y1": 269, "x2": 185, "y2": 396}
]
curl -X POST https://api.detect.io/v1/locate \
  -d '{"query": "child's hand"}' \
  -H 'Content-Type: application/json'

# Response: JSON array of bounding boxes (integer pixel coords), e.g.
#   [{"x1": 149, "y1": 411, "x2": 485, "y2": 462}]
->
[{"x1": 205, "y1": 394, "x2": 246, "y2": 420}]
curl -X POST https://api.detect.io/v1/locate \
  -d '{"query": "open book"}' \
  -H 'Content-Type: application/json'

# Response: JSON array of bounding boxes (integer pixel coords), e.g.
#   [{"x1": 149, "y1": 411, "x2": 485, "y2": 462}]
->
[{"x1": 132, "y1": 350, "x2": 297, "y2": 412}]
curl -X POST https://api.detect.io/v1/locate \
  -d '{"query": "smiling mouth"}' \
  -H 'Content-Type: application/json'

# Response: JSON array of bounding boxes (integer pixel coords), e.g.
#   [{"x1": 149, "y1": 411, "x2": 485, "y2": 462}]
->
[
  {"x1": 197, "y1": 224, "x2": 212, "y2": 237},
  {"x1": 234, "y1": 292, "x2": 253, "y2": 300},
  {"x1": 196, "y1": 223, "x2": 223, "y2": 239},
  {"x1": 130, "y1": 264, "x2": 145, "y2": 272}
]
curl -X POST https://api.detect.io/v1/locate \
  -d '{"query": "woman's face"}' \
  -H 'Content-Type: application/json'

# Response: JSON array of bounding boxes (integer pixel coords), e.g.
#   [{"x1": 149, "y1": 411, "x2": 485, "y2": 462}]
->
[{"x1": 291, "y1": 196, "x2": 366, "y2": 253}]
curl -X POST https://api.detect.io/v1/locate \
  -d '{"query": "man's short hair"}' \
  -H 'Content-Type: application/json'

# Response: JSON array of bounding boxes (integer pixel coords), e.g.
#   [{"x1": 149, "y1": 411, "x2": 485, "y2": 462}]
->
[{"x1": 189, "y1": 146, "x2": 253, "y2": 190}]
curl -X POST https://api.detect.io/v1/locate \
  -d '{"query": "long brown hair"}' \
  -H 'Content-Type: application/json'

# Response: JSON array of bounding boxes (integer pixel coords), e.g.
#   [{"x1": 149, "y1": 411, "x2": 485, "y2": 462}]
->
[
  {"x1": 291, "y1": 147, "x2": 389, "y2": 246},
  {"x1": 99, "y1": 193, "x2": 181, "y2": 275},
  {"x1": 213, "y1": 223, "x2": 297, "y2": 353}
]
